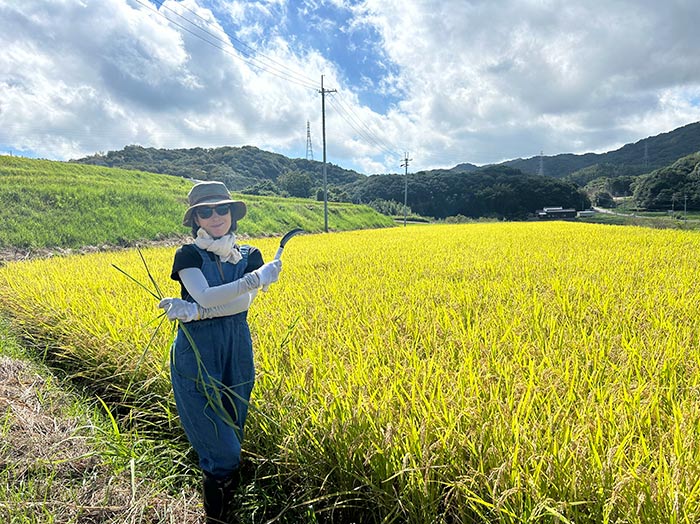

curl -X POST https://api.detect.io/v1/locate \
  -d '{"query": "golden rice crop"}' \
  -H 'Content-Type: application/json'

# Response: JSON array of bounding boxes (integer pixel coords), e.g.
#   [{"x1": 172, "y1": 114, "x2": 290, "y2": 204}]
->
[{"x1": 1, "y1": 222, "x2": 700, "y2": 523}]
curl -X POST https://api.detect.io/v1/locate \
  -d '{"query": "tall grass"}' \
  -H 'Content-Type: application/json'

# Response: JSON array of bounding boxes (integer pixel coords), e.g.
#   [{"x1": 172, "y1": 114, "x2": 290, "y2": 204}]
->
[{"x1": 1, "y1": 222, "x2": 700, "y2": 522}]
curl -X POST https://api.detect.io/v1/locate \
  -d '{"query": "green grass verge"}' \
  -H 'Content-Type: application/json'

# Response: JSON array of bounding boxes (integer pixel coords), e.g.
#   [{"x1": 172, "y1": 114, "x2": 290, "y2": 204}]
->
[{"x1": 0, "y1": 156, "x2": 394, "y2": 250}]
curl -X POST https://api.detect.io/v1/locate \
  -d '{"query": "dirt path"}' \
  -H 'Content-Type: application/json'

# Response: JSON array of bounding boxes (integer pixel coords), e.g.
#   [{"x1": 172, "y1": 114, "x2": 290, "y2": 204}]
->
[{"x1": 0, "y1": 236, "x2": 190, "y2": 264}]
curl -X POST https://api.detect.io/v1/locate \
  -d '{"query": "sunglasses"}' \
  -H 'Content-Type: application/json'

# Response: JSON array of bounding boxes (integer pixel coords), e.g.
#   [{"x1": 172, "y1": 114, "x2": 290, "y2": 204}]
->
[{"x1": 195, "y1": 204, "x2": 230, "y2": 219}]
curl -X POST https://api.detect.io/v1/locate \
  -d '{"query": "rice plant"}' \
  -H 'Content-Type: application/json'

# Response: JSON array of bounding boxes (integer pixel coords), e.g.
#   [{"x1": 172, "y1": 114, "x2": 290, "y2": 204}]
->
[{"x1": 2, "y1": 222, "x2": 700, "y2": 522}]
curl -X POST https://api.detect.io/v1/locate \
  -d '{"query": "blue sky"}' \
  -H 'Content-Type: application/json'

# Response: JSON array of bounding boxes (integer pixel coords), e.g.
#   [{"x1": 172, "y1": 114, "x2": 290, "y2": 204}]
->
[
  {"x1": 227, "y1": 0, "x2": 402, "y2": 113},
  {"x1": 2, "y1": 0, "x2": 700, "y2": 174}
]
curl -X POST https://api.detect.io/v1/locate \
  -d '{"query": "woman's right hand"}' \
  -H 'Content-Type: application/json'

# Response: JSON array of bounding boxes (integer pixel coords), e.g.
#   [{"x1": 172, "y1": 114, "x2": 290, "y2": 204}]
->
[{"x1": 158, "y1": 298, "x2": 201, "y2": 322}]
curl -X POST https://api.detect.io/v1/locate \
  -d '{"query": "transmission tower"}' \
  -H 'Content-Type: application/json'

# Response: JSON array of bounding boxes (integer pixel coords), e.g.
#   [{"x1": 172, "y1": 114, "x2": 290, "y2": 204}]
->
[
  {"x1": 538, "y1": 150, "x2": 544, "y2": 176},
  {"x1": 305, "y1": 120, "x2": 314, "y2": 161}
]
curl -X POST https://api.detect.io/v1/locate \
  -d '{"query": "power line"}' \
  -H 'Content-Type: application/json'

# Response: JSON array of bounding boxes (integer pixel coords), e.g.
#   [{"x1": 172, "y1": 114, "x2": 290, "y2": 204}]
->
[
  {"x1": 134, "y1": 0, "x2": 319, "y2": 90},
  {"x1": 135, "y1": 1, "x2": 409, "y2": 173},
  {"x1": 327, "y1": 93, "x2": 400, "y2": 158},
  {"x1": 326, "y1": 96, "x2": 396, "y2": 157},
  {"x1": 156, "y1": 0, "x2": 319, "y2": 89}
]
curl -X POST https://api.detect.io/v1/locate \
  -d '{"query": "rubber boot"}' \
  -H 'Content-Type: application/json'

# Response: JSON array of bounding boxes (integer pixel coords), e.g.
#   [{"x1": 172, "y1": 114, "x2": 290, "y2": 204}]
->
[{"x1": 202, "y1": 471, "x2": 240, "y2": 524}]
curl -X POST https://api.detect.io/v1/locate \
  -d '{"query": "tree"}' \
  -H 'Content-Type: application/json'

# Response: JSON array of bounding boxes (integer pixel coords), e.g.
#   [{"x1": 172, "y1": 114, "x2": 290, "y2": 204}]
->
[
  {"x1": 607, "y1": 176, "x2": 636, "y2": 196},
  {"x1": 367, "y1": 199, "x2": 412, "y2": 216},
  {"x1": 343, "y1": 166, "x2": 589, "y2": 220},
  {"x1": 593, "y1": 192, "x2": 615, "y2": 208},
  {"x1": 632, "y1": 152, "x2": 700, "y2": 210},
  {"x1": 241, "y1": 179, "x2": 281, "y2": 196},
  {"x1": 277, "y1": 170, "x2": 313, "y2": 198}
]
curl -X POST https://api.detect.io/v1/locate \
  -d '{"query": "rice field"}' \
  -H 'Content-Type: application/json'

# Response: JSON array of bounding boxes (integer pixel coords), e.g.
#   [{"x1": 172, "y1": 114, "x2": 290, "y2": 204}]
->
[{"x1": 1, "y1": 221, "x2": 700, "y2": 523}]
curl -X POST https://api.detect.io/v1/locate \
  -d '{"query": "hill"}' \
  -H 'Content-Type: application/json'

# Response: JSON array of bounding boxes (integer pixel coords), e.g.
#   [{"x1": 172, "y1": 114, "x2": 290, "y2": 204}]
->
[
  {"x1": 345, "y1": 165, "x2": 590, "y2": 219},
  {"x1": 73, "y1": 147, "x2": 591, "y2": 219},
  {"x1": 632, "y1": 151, "x2": 700, "y2": 210},
  {"x1": 75, "y1": 123, "x2": 700, "y2": 185},
  {"x1": 69, "y1": 122, "x2": 700, "y2": 218},
  {"x1": 448, "y1": 162, "x2": 479, "y2": 173},
  {"x1": 75, "y1": 145, "x2": 365, "y2": 192},
  {"x1": 501, "y1": 121, "x2": 700, "y2": 178},
  {"x1": 0, "y1": 156, "x2": 393, "y2": 253}
]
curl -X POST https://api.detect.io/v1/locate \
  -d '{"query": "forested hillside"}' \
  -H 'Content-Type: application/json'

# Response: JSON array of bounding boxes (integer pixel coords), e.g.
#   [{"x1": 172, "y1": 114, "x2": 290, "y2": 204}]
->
[
  {"x1": 346, "y1": 166, "x2": 589, "y2": 219},
  {"x1": 632, "y1": 152, "x2": 700, "y2": 210},
  {"x1": 72, "y1": 121, "x2": 700, "y2": 218},
  {"x1": 503, "y1": 121, "x2": 700, "y2": 178},
  {"x1": 74, "y1": 148, "x2": 590, "y2": 219},
  {"x1": 75, "y1": 145, "x2": 365, "y2": 191}
]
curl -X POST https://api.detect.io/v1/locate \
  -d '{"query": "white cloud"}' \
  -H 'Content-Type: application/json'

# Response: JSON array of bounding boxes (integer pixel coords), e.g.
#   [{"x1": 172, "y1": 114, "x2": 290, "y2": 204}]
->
[
  {"x1": 0, "y1": 0, "x2": 325, "y2": 160},
  {"x1": 351, "y1": 0, "x2": 700, "y2": 169},
  {"x1": 1, "y1": 0, "x2": 699, "y2": 173}
]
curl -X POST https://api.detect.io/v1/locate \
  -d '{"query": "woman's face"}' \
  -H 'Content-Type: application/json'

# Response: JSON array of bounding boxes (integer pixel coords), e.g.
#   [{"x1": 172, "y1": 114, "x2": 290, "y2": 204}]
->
[{"x1": 194, "y1": 204, "x2": 232, "y2": 238}]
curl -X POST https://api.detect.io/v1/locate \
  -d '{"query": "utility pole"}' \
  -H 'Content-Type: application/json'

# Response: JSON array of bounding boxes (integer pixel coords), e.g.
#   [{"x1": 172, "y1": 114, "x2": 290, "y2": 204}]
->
[
  {"x1": 685, "y1": 194, "x2": 688, "y2": 220},
  {"x1": 400, "y1": 152, "x2": 412, "y2": 227},
  {"x1": 319, "y1": 75, "x2": 336, "y2": 233}
]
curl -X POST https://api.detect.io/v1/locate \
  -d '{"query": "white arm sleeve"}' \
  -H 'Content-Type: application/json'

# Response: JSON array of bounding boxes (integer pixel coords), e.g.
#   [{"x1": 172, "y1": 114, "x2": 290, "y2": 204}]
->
[
  {"x1": 178, "y1": 267, "x2": 261, "y2": 308},
  {"x1": 198, "y1": 289, "x2": 258, "y2": 319}
]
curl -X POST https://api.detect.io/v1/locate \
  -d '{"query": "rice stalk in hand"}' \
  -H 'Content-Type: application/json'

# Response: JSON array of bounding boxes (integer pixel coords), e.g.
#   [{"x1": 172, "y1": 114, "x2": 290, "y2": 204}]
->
[
  {"x1": 113, "y1": 248, "x2": 168, "y2": 405},
  {"x1": 174, "y1": 322, "x2": 273, "y2": 436}
]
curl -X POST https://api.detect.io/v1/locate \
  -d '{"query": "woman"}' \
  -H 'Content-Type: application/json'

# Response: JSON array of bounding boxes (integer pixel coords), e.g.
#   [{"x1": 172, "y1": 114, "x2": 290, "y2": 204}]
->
[{"x1": 158, "y1": 181, "x2": 281, "y2": 523}]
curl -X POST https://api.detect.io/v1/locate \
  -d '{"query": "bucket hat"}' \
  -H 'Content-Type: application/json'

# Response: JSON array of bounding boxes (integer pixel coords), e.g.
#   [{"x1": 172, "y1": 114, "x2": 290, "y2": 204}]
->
[{"x1": 183, "y1": 181, "x2": 247, "y2": 226}]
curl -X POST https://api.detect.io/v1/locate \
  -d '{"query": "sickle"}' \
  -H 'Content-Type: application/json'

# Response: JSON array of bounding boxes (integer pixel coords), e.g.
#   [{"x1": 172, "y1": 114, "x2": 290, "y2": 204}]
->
[{"x1": 274, "y1": 228, "x2": 304, "y2": 260}]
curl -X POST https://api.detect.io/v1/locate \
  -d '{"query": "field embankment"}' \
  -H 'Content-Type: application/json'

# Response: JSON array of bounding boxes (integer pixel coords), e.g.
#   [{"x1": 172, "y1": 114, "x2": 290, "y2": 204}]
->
[
  {"x1": 2, "y1": 222, "x2": 700, "y2": 522},
  {"x1": 0, "y1": 156, "x2": 393, "y2": 255},
  {"x1": 0, "y1": 319, "x2": 201, "y2": 523}
]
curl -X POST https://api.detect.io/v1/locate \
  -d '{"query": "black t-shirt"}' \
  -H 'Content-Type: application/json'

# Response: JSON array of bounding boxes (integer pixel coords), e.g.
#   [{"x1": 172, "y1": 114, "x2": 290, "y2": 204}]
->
[{"x1": 170, "y1": 244, "x2": 264, "y2": 282}]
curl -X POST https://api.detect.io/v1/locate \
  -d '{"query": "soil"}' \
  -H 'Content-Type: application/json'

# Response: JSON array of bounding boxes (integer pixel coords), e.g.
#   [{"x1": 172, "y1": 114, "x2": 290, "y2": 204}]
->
[
  {"x1": 0, "y1": 236, "x2": 190, "y2": 264},
  {"x1": 0, "y1": 232, "x2": 267, "y2": 264}
]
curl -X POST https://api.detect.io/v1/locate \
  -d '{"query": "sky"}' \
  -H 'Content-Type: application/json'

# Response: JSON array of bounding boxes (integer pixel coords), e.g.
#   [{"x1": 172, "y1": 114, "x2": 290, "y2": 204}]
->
[{"x1": 2, "y1": 0, "x2": 700, "y2": 175}]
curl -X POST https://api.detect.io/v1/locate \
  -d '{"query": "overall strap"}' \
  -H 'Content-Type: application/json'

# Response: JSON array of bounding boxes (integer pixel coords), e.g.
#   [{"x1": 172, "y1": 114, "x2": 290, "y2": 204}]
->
[{"x1": 239, "y1": 244, "x2": 250, "y2": 265}]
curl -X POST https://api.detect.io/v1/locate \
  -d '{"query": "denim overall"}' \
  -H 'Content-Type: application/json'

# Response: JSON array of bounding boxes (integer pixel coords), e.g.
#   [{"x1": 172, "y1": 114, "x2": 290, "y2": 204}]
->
[{"x1": 170, "y1": 245, "x2": 255, "y2": 480}]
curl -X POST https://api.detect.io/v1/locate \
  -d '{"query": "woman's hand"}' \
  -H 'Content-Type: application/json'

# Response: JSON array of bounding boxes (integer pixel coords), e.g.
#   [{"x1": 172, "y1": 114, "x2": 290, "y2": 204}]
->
[
  {"x1": 158, "y1": 298, "x2": 201, "y2": 322},
  {"x1": 254, "y1": 259, "x2": 282, "y2": 290}
]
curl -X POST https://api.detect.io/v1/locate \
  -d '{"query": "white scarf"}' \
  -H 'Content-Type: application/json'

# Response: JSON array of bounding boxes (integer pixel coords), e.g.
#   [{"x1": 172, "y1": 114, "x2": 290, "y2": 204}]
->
[{"x1": 194, "y1": 228, "x2": 242, "y2": 264}]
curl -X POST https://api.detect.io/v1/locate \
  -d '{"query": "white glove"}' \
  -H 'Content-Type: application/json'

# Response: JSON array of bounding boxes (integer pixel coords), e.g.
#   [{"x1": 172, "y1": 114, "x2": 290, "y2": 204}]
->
[
  {"x1": 158, "y1": 298, "x2": 201, "y2": 322},
  {"x1": 253, "y1": 259, "x2": 282, "y2": 290}
]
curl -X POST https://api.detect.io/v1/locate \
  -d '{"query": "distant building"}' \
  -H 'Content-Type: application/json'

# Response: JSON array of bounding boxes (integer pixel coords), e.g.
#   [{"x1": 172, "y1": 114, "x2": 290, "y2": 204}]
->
[
  {"x1": 536, "y1": 206, "x2": 577, "y2": 219},
  {"x1": 577, "y1": 209, "x2": 595, "y2": 218}
]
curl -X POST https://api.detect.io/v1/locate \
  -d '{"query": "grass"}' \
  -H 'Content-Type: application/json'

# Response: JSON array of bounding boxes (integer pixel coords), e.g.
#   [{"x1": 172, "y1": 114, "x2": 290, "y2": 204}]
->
[
  {"x1": 0, "y1": 156, "x2": 394, "y2": 251},
  {"x1": 580, "y1": 213, "x2": 696, "y2": 228},
  {"x1": 0, "y1": 317, "x2": 202, "y2": 523},
  {"x1": 2, "y1": 222, "x2": 700, "y2": 522},
  {"x1": 6, "y1": 154, "x2": 700, "y2": 522}
]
